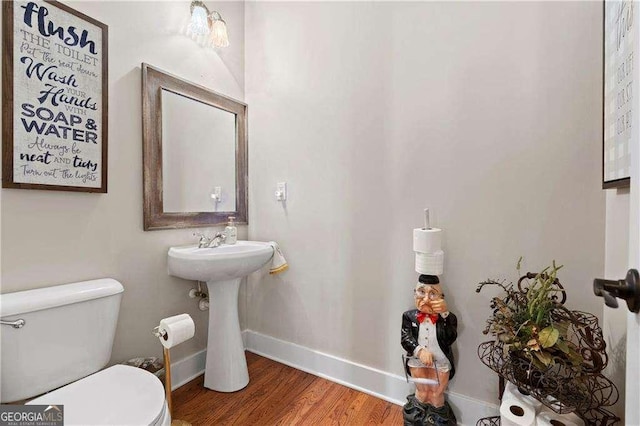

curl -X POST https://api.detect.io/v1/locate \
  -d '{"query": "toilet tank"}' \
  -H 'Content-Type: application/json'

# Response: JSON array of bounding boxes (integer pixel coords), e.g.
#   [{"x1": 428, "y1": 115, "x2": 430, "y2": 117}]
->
[{"x1": 0, "y1": 279, "x2": 124, "y2": 403}]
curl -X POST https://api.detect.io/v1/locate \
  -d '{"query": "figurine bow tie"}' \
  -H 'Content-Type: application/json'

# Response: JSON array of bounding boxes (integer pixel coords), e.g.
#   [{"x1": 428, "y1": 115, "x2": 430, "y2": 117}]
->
[{"x1": 417, "y1": 312, "x2": 439, "y2": 324}]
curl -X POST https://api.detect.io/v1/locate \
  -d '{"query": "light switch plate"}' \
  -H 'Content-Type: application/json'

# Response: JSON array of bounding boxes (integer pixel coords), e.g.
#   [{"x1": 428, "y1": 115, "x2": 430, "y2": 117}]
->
[
  {"x1": 211, "y1": 186, "x2": 222, "y2": 202},
  {"x1": 276, "y1": 182, "x2": 287, "y2": 201}
]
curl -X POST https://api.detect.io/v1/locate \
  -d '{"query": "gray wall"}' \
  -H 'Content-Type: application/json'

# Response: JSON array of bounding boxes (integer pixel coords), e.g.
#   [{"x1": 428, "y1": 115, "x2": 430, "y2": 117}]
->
[
  {"x1": 1, "y1": 0, "x2": 607, "y2": 410},
  {"x1": 1, "y1": 0, "x2": 246, "y2": 364},
  {"x1": 245, "y1": 1, "x2": 605, "y2": 404}
]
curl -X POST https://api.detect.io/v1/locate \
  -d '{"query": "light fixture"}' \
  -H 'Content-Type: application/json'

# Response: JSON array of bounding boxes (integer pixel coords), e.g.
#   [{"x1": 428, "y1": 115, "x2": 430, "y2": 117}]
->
[
  {"x1": 187, "y1": 1, "x2": 210, "y2": 35},
  {"x1": 187, "y1": 1, "x2": 229, "y2": 48},
  {"x1": 209, "y1": 11, "x2": 229, "y2": 48}
]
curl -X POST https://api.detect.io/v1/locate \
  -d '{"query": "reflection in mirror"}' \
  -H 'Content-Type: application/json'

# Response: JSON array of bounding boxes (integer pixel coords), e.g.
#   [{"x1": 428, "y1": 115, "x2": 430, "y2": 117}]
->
[
  {"x1": 142, "y1": 63, "x2": 247, "y2": 230},
  {"x1": 161, "y1": 89, "x2": 236, "y2": 213}
]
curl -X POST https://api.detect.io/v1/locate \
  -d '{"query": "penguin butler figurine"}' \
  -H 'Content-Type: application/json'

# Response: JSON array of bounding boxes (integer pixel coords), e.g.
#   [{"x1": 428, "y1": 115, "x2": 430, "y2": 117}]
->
[{"x1": 401, "y1": 274, "x2": 457, "y2": 425}]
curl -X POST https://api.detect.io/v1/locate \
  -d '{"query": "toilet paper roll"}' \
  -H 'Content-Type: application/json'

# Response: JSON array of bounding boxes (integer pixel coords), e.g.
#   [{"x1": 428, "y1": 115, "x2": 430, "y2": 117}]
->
[
  {"x1": 500, "y1": 397, "x2": 536, "y2": 426},
  {"x1": 537, "y1": 409, "x2": 583, "y2": 426},
  {"x1": 158, "y1": 314, "x2": 195, "y2": 349},
  {"x1": 162, "y1": 313, "x2": 191, "y2": 325},
  {"x1": 415, "y1": 251, "x2": 444, "y2": 275},
  {"x1": 504, "y1": 381, "x2": 543, "y2": 413},
  {"x1": 413, "y1": 228, "x2": 442, "y2": 253}
]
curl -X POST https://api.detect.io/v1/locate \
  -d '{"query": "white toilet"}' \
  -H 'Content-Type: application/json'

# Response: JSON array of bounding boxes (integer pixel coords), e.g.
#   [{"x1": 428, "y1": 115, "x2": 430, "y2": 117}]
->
[{"x1": 0, "y1": 278, "x2": 170, "y2": 426}]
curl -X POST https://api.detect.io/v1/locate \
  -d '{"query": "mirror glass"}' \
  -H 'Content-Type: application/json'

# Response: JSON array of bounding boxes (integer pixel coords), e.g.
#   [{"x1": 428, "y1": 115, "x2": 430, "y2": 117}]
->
[
  {"x1": 161, "y1": 89, "x2": 236, "y2": 213},
  {"x1": 142, "y1": 63, "x2": 248, "y2": 230}
]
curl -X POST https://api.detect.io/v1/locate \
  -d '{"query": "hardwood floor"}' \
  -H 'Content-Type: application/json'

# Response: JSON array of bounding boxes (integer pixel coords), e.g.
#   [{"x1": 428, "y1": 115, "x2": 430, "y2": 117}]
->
[{"x1": 172, "y1": 352, "x2": 404, "y2": 425}]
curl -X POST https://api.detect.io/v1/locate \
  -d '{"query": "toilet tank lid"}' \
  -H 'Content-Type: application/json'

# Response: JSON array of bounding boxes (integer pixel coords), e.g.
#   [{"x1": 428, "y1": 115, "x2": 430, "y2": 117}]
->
[{"x1": 0, "y1": 279, "x2": 124, "y2": 317}]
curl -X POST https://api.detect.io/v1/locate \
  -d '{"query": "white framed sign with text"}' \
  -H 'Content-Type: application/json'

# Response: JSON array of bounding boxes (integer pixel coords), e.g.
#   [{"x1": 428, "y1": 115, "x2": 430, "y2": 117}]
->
[
  {"x1": 603, "y1": 1, "x2": 633, "y2": 189},
  {"x1": 2, "y1": 1, "x2": 108, "y2": 192}
]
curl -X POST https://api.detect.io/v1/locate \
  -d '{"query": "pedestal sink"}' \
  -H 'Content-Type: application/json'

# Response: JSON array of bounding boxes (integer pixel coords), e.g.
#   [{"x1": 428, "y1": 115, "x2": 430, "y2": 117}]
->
[{"x1": 167, "y1": 241, "x2": 273, "y2": 392}]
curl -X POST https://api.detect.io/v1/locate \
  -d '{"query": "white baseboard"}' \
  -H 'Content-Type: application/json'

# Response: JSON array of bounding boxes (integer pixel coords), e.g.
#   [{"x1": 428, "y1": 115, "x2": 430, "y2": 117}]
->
[
  {"x1": 169, "y1": 331, "x2": 499, "y2": 425},
  {"x1": 243, "y1": 330, "x2": 499, "y2": 426},
  {"x1": 170, "y1": 348, "x2": 206, "y2": 391}
]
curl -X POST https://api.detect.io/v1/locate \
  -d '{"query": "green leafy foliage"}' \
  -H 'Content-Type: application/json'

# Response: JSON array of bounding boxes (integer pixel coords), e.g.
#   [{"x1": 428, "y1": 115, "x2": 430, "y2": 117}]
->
[
  {"x1": 538, "y1": 327, "x2": 559, "y2": 348},
  {"x1": 476, "y1": 260, "x2": 583, "y2": 369}
]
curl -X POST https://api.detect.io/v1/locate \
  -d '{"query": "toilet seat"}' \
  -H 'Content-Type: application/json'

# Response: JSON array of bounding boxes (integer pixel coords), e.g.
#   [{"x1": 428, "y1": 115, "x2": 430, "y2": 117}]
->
[{"x1": 27, "y1": 364, "x2": 169, "y2": 426}]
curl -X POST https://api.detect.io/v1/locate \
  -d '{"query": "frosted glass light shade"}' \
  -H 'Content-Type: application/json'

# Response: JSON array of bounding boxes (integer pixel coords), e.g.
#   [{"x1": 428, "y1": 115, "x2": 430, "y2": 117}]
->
[
  {"x1": 210, "y1": 18, "x2": 229, "y2": 48},
  {"x1": 188, "y1": 5, "x2": 210, "y2": 35}
]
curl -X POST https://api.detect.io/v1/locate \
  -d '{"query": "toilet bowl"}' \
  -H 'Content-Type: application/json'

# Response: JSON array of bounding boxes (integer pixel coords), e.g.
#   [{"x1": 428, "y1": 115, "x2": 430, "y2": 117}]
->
[
  {"x1": 0, "y1": 279, "x2": 170, "y2": 426},
  {"x1": 27, "y1": 365, "x2": 170, "y2": 426}
]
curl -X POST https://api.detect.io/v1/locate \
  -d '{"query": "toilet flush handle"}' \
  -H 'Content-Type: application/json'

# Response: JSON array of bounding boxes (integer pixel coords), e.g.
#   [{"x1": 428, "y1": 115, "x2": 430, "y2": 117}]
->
[{"x1": 1, "y1": 318, "x2": 25, "y2": 328}]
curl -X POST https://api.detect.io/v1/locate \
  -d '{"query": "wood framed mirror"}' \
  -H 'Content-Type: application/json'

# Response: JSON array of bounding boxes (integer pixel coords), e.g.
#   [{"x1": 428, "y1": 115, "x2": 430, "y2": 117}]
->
[{"x1": 142, "y1": 63, "x2": 247, "y2": 230}]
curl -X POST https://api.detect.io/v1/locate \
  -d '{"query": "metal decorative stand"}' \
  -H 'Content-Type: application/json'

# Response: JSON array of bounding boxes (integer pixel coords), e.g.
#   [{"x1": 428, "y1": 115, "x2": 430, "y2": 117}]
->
[
  {"x1": 477, "y1": 273, "x2": 620, "y2": 425},
  {"x1": 476, "y1": 416, "x2": 501, "y2": 426}
]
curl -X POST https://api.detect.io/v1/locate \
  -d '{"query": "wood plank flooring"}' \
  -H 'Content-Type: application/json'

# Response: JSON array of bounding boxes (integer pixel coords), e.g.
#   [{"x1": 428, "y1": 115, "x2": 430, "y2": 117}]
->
[{"x1": 172, "y1": 352, "x2": 404, "y2": 425}]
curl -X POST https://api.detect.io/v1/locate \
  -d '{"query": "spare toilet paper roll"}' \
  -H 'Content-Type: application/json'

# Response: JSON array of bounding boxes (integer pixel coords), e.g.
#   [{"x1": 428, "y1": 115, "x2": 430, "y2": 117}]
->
[
  {"x1": 537, "y1": 409, "x2": 583, "y2": 426},
  {"x1": 500, "y1": 397, "x2": 536, "y2": 426},
  {"x1": 413, "y1": 228, "x2": 442, "y2": 253},
  {"x1": 504, "y1": 381, "x2": 543, "y2": 413},
  {"x1": 158, "y1": 314, "x2": 195, "y2": 349},
  {"x1": 415, "y1": 251, "x2": 444, "y2": 275}
]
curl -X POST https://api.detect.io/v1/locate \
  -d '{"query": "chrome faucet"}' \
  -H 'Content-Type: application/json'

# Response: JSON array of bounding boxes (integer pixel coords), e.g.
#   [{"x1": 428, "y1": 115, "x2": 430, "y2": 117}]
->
[
  {"x1": 194, "y1": 232, "x2": 212, "y2": 248},
  {"x1": 210, "y1": 232, "x2": 227, "y2": 248},
  {"x1": 194, "y1": 232, "x2": 226, "y2": 248}
]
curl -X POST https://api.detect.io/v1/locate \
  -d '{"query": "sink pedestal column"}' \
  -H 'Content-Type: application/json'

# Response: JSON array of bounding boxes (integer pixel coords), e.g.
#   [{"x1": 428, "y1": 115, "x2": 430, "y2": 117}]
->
[{"x1": 204, "y1": 278, "x2": 248, "y2": 392}]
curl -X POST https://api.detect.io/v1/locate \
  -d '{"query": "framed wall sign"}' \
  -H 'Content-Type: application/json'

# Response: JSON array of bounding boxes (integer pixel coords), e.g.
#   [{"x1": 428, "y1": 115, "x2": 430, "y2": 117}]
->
[
  {"x1": 2, "y1": 1, "x2": 108, "y2": 192},
  {"x1": 603, "y1": 1, "x2": 632, "y2": 189}
]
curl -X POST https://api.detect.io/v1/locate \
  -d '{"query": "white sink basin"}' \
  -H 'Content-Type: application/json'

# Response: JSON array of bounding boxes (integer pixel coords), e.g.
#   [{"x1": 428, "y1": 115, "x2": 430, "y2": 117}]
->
[
  {"x1": 167, "y1": 240, "x2": 274, "y2": 392},
  {"x1": 168, "y1": 241, "x2": 273, "y2": 282}
]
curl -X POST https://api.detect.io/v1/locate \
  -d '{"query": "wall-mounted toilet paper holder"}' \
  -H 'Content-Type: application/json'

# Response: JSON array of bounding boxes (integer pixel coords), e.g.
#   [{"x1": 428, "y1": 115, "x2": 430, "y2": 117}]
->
[{"x1": 593, "y1": 269, "x2": 640, "y2": 313}]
